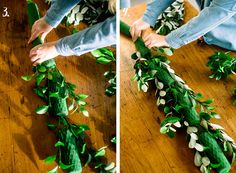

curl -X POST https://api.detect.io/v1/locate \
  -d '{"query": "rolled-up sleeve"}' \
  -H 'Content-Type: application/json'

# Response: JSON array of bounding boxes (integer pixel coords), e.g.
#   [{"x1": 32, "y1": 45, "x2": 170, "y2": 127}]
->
[
  {"x1": 142, "y1": 0, "x2": 175, "y2": 27},
  {"x1": 166, "y1": 0, "x2": 236, "y2": 49},
  {"x1": 44, "y1": 0, "x2": 80, "y2": 28},
  {"x1": 55, "y1": 16, "x2": 116, "y2": 56}
]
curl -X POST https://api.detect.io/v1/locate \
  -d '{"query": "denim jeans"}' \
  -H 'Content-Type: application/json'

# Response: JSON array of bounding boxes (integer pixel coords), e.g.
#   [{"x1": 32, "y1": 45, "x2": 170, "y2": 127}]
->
[
  {"x1": 143, "y1": 0, "x2": 236, "y2": 51},
  {"x1": 44, "y1": 0, "x2": 116, "y2": 56}
]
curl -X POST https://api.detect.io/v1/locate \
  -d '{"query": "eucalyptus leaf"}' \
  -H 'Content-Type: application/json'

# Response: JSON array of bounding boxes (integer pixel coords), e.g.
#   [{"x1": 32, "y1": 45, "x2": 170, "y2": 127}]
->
[{"x1": 35, "y1": 105, "x2": 49, "y2": 115}]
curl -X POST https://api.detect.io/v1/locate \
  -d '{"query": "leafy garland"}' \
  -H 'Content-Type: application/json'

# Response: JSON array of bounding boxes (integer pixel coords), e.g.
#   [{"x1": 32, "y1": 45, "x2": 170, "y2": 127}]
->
[
  {"x1": 207, "y1": 52, "x2": 236, "y2": 105},
  {"x1": 120, "y1": 21, "x2": 236, "y2": 173},
  {"x1": 153, "y1": 0, "x2": 185, "y2": 35},
  {"x1": 91, "y1": 48, "x2": 116, "y2": 96},
  {"x1": 24, "y1": 1, "x2": 116, "y2": 173},
  {"x1": 45, "y1": 0, "x2": 113, "y2": 26}
]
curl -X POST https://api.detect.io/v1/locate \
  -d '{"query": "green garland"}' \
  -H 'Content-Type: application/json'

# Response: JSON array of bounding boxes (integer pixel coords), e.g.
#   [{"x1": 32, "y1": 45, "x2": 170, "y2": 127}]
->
[
  {"x1": 45, "y1": 0, "x2": 113, "y2": 26},
  {"x1": 207, "y1": 52, "x2": 236, "y2": 105},
  {"x1": 153, "y1": 0, "x2": 185, "y2": 35},
  {"x1": 121, "y1": 21, "x2": 236, "y2": 173},
  {"x1": 23, "y1": 1, "x2": 116, "y2": 173}
]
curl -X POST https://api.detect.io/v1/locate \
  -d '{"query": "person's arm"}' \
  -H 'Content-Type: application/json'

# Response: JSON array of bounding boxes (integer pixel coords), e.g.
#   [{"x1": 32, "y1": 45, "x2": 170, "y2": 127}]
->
[
  {"x1": 166, "y1": 0, "x2": 236, "y2": 49},
  {"x1": 142, "y1": 0, "x2": 175, "y2": 27},
  {"x1": 45, "y1": 0, "x2": 81, "y2": 28},
  {"x1": 55, "y1": 16, "x2": 116, "y2": 56}
]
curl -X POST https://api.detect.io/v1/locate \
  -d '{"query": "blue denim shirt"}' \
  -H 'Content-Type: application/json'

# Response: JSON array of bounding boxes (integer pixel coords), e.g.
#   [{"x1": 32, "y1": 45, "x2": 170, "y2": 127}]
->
[
  {"x1": 120, "y1": 0, "x2": 130, "y2": 9},
  {"x1": 44, "y1": 0, "x2": 116, "y2": 56},
  {"x1": 143, "y1": 0, "x2": 236, "y2": 51}
]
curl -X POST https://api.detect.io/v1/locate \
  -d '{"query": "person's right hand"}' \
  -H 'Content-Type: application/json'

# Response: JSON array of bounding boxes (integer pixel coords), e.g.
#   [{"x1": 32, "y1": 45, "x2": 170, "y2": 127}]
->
[
  {"x1": 28, "y1": 17, "x2": 53, "y2": 44},
  {"x1": 130, "y1": 18, "x2": 150, "y2": 42}
]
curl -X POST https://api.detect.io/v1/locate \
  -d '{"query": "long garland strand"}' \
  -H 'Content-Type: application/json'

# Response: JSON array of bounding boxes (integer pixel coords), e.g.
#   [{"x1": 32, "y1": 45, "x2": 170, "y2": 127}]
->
[
  {"x1": 120, "y1": 20, "x2": 236, "y2": 173},
  {"x1": 23, "y1": 1, "x2": 116, "y2": 173}
]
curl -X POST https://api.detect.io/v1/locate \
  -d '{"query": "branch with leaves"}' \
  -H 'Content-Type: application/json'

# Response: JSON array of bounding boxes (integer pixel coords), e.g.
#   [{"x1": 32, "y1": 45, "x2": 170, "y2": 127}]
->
[
  {"x1": 91, "y1": 48, "x2": 116, "y2": 96},
  {"x1": 121, "y1": 20, "x2": 236, "y2": 173},
  {"x1": 24, "y1": 1, "x2": 116, "y2": 173},
  {"x1": 153, "y1": 0, "x2": 185, "y2": 35},
  {"x1": 207, "y1": 52, "x2": 236, "y2": 105},
  {"x1": 45, "y1": 0, "x2": 113, "y2": 27}
]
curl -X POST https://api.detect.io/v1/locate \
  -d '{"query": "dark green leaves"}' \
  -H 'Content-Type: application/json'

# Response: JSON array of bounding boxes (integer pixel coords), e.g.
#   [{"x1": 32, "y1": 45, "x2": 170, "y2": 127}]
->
[
  {"x1": 35, "y1": 73, "x2": 46, "y2": 86},
  {"x1": 207, "y1": 52, "x2": 236, "y2": 80}
]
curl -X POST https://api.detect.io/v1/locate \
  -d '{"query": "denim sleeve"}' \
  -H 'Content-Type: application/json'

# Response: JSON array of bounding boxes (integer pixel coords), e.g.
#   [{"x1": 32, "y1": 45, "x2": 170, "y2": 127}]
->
[
  {"x1": 142, "y1": 0, "x2": 175, "y2": 27},
  {"x1": 44, "y1": 0, "x2": 80, "y2": 28},
  {"x1": 55, "y1": 16, "x2": 116, "y2": 56},
  {"x1": 120, "y1": 0, "x2": 131, "y2": 9},
  {"x1": 166, "y1": 0, "x2": 236, "y2": 49}
]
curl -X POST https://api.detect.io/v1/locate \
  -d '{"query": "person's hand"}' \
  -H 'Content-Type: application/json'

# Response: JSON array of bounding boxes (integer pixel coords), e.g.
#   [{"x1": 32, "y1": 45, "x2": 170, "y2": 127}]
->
[
  {"x1": 130, "y1": 18, "x2": 150, "y2": 42},
  {"x1": 29, "y1": 41, "x2": 59, "y2": 66},
  {"x1": 143, "y1": 33, "x2": 170, "y2": 49},
  {"x1": 28, "y1": 17, "x2": 53, "y2": 44}
]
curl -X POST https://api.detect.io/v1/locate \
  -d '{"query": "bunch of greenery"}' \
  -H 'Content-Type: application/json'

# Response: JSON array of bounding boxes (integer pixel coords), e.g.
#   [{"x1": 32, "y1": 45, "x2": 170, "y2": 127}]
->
[
  {"x1": 45, "y1": 0, "x2": 113, "y2": 26},
  {"x1": 24, "y1": 1, "x2": 116, "y2": 173},
  {"x1": 207, "y1": 52, "x2": 236, "y2": 104},
  {"x1": 121, "y1": 20, "x2": 236, "y2": 173},
  {"x1": 153, "y1": 0, "x2": 185, "y2": 35},
  {"x1": 91, "y1": 48, "x2": 116, "y2": 96}
]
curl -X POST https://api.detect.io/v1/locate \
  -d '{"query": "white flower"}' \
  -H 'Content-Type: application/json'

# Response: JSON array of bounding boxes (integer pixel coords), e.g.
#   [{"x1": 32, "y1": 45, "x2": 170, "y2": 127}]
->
[
  {"x1": 189, "y1": 137, "x2": 196, "y2": 149},
  {"x1": 136, "y1": 51, "x2": 141, "y2": 58},
  {"x1": 160, "y1": 99, "x2": 166, "y2": 105},
  {"x1": 195, "y1": 143, "x2": 204, "y2": 152},
  {"x1": 138, "y1": 69, "x2": 142, "y2": 77},
  {"x1": 184, "y1": 121, "x2": 189, "y2": 126},
  {"x1": 200, "y1": 165, "x2": 207, "y2": 173},
  {"x1": 187, "y1": 126, "x2": 198, "y2": 134},
  {"x1": 156, "y1": 97, "x2": 161, "y2": 106},
  {"x1": 72, "y1": 5, "x2": 81, "y2": 14},
  {"x1": 208, "y1": 123, "x2": 224, "y2": 130},
  {"x1": 190, "y1": 133, "x2": 198, "y2": 140},
  {"x1": 173, "y1": 121, "x2": 181, "y2": 128},
  {"x1": 167, "y1": 67, "x2": 175, "y2": 74},
  {"x1": 169, "y1": 126, "x2": 176, "y2": 132},
  {"x1": 175, "y1": 75, "x2": 185, "y2": 83},
  {"x1": 184, "y1": 84, "x2": 192, "y2": 91},
  {"x1": 159, "y1": 90, "x2": 166, "y2": 97},
  {"x1": 202, "y1": 157, "x2": 210, "y2": 166},
  {"x1": 194, "y1": 152, "x2": 202, "y2": 167},
  {"x1": 141, "y1": 84, "x2": 148, "y2": 92},
  {"x1": 156, "y1": 81, "x2": 164, "y2": 90},
  {"x1": 221, "y1": 132, "x2": 234, "y2": 142}
]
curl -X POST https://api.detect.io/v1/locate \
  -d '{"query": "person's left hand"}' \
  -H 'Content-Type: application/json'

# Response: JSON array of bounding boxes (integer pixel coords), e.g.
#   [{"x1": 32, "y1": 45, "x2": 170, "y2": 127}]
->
[
  {"x1": 143, "y1": 33, "x2": 170, "y2": 49},
  {"x1": 29, "y1": 41, "x2": 59, "y2": 66}
]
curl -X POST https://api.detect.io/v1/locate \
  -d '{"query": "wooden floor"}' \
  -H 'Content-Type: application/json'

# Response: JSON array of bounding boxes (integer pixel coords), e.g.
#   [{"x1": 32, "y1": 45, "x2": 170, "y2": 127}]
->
[
  {"x1": 120, "y1": 2, "x2": 236, "y2": 173},
  {"x1": 0, "y1": 1, "x2": 116, "y2": 173}
]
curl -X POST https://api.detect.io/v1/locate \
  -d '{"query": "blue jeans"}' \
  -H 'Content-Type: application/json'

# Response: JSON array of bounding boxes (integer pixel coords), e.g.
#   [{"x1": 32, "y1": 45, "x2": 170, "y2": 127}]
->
[
  {"x1": 143, "y1": 0, "x2": 236, "y2": 51},
  {"x1": 44, "y1": 0, "x2": 116, "y2": 56}
]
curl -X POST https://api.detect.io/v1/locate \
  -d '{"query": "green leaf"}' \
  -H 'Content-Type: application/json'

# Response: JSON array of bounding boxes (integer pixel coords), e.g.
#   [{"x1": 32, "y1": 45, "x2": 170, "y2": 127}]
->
[
  {"x1": 78, "y1": 94, "x2": 89, "y2": 99},
  {"x1": 47, "y1": 72, "x2": 53, "y2": 80},
  {"x1": 49, "y1": 92, "x2": 59, "y2": 98},
  {"x1": 96, "y1": 57, "x2": 112, "y2": 65},
  {"x1": 44, "y1": 155, "x2": 56, "y2": 164},
  {"x1": 204, "y1": 99, "x2": 214, "y2": 104},
  {"x1": 160, "y1": 126, "x2": 168, "y2": 134},
  {"x1": 47, "y1": 123, "x2": 57, "y2": 130},
  {"x1": 38, "y1": 65, "x2": 47, "y2": 72},
  {"x1": 111, "y1": 137, "x2": 116, "y2": 144},
  {"x1": 59, "y1": 162, "x2": 73, "y2": 170},
  {"x1": 85, "y1": 154, "x2": 92, "y2": 167},
  {"x1": 79, "y1": 124, "x2": 90, "y2": 131},
  {"x1": 195, "y1": 93, "x2": 203, "y2": 99},
  {"x1": 81, "y1": 143, "x2": 86, "y2": 154},
  {"x1": 95, "y1": 146, "x2": 107, "y2": 158},
  {"x1": 80, "y1": 108, "x2": 89, "y2": 117},
  {"x1": 35, "y1": 105, "x2": 49, "y2": 115},
  {"x1": 206, "y1": 106, "x2": 214, "y2": 111},
  {"x1": 54, "y1": 141, "x2": 65, "y2": 147},
  {"x1": 77, "y1": 100, "x2": 87, "y2": 106},
  {"x1": 21, "y1": 75, "x2": 32, "y2": 81},
  {"x1": 163, "y1": 48, "x2": 173, "y2": 56},
  {"x1": 160, "y1": 117, "x2": 181, "y2": 127},
  {"x1": 200, "y1": 112, "x2": 211, "y2": 121},
  {"x1": 47, "y1": 166, "x2": 58, "y2": 173},
  {"x1": 36, "y1": 73, "x2": 46, "y2": 86}
]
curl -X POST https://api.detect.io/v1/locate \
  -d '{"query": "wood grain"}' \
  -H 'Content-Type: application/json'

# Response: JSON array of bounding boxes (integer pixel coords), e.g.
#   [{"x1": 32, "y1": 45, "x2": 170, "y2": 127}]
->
[
  {"x1": 0, "y1": 1, "x2": 116, "y2": 172},
  {"x1": 120, "y1": 2, "x2": 236, "y2": 173}
]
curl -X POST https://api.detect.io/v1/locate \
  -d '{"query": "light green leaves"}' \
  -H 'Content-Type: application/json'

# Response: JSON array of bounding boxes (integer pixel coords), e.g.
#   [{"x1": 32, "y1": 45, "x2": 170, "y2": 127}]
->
[
  {"x1": 35, "y1": 73, "x2": 46, "y2": 86},
  {"x1": 91, "y1": 48, "x2": 115, "y2": 65},
  {"x1": 94, "y1": 146, "x2": 107, "y2": 158},
  {"x1": 21, "y1": 75, "x2": 33, "y2": 81},
  {"x1": 35, "y1": 105, "x2": 49, "y2": 115},
  {"x1": 54, "y1": 141, "x2": 65, "y2": 147}
]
